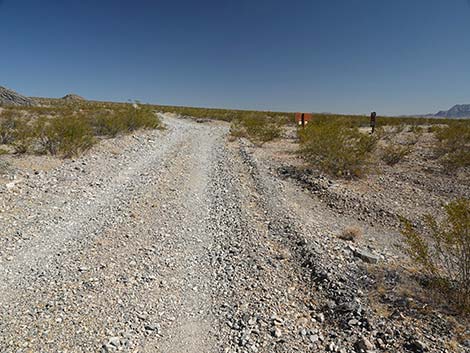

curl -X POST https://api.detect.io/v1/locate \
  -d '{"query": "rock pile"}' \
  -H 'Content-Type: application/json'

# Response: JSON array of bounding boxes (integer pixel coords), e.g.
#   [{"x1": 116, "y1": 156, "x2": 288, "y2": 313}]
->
[{"x1": 0, "y1": 86, "x2": 36, "y2": 106}]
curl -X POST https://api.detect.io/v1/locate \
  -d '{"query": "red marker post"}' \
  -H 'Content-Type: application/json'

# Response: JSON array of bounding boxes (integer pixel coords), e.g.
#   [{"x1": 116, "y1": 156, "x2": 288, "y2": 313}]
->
[{"x1": 295, "y1": 113, "x2": 313, "y2": 128}]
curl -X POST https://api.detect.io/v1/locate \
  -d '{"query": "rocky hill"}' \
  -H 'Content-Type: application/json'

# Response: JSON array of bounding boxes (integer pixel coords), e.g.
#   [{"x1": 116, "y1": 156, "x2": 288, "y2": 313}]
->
[
  {"x1": 61, "y1": 94, "x2": 85, "y2": 101},
  {"x1": 0, "y1": 86, "x2": 36, "y2": 106},
  {"x1": 435, "y1": 104, "x2": 470, "y2": 118}
]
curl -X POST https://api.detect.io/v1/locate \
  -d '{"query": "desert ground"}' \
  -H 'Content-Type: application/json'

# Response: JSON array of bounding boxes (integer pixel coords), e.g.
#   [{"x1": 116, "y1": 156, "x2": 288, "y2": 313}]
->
[{"x1": 0, "y1": 107, "x2": 469, "y2": 352}]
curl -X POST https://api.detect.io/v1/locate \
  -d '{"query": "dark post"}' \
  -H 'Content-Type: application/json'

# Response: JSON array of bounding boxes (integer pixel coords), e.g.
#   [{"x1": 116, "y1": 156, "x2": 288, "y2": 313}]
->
[
  {"x1": 370, "y1": 112, "x2": 377, "y2": 134},
  {"x1": 301, "y1": 113, "x2": 305, "y2": 127}
]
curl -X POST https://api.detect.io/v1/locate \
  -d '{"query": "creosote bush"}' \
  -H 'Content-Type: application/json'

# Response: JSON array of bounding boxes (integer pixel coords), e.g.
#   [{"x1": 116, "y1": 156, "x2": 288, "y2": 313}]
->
[
  {"x1": 87, "y1": 105, "x2": 159, "y2": 137},
  {"x1": 0, "y1": 102, "x2": 162, "y2": 157},
  {"x1": 34, "y1": 116, "x2": 95, "y2": 157},
  {"x1": 381, "y1": 145, "x2": 411, "y2": 166},
  {"x1": 299, "y1": 120, "x2": 377, "y2": 178},
  {"x1": 434, "y1": 123, "x2": 470, "y2": 170},
  {"x1": 230, "y1": 114, "x2": 283, "y2": 144},
  {"x1": 401, "y1": 198, "x2": 470, "y2": 313},
  {"x1": 0, "y1": 110, "x2": 24, "y2": 144}
]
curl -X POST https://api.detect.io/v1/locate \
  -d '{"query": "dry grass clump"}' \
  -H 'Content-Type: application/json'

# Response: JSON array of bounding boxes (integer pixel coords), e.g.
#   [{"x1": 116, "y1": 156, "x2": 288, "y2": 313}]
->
[
  {"x1": 339, "y1": 226, "x2": 363, "y2": 241},
  {"x1": 299, "y1": 119, "x2": 377, "y2": 178},
  {"x1": 381, "y1": 145, "x2": 411, "y2": 166},
  {"x1": 433, "y1": 123, "x2": 470, "y2": 170},
  {"x1": 401, "y1": 198, "x2": 470, "y2": 313},
  {"x1": 230, "y1": 114, "x2": 283, "y2": 144}
]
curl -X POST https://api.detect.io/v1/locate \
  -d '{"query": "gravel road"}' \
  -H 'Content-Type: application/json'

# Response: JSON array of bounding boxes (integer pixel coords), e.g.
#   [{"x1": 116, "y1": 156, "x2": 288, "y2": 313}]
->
[{"x1": 0, "y1": 116, "x2": 466, "y2": 352}]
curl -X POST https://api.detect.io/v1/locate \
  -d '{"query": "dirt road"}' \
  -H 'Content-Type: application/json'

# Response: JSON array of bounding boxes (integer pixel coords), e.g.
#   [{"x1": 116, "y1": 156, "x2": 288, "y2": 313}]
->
[{"x1": 0, "y1": 116, "x2": 465, "y2": 352}]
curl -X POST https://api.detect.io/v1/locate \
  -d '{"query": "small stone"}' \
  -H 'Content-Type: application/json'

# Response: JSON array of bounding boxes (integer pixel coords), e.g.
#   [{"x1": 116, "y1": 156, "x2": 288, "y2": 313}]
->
[
  {"x1": 348, "y1": 319, "x2": 359, "y2": 326},
  {"x1": 144, "y1": 323, "x2": 160, "y2": 333},
  {"x1": 310, "y1": 334, "x2": 319, "y2": 343},
  {"x1": 354, "y1": 336, "x2": 374, "y2": 352},
  {"x1": 108, "y1": 337, "x2": 120, "y2": 347},
  {"x1": 271, "y1": 327, "x2": 282, "y2": 338},
  {"x1": 405, "y1": 339, "x2": 427, "y2": 352},
  {"x1": 353, "y1": 248, "x2": 380, "y2": 264},
  {"x1": 101, "y1": 344, "x2": 115, "y2": 353}
]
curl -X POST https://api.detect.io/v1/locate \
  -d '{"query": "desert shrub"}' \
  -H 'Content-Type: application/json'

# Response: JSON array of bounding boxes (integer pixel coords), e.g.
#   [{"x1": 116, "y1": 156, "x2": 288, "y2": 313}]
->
[
  {"x1": 152, "y1": 104, "x2": 294, "y2": 123},
  {"x1": 401, "y1": 198, "x2": 470, "y2": 312},
  {"x1": 230, "y1": 114, "x2": 282, "y2": 144},
  {"x1": 0, "y1": 103, "x2": 163, "y2": 158},
  {"x1": 8, "y1": 119, "x2": 33, "y2": 154},
  {"x1": 34, "y1": 116, "x2": 95, "y2": 157},
  {"x1": 393, "y1": 124, "x2": 406, "y2": 134},
  {"x1": 88, "y1": 110, "x2": 125, "y2": 137},
  {"x1": 109, "y1": 105, "x2": 161, "y2": 133},
  {"x1": 124, "y1": 105, "x2": 161, "y2": 131},
  {"x1": 434, "y1": 123, "x2": 470, "y2": 170},
  {"x1": 299, "y1": 120, "x2": 376, "y2": 178},
  {"x1": 0, "y1": 110, "x2": 25, "y2": 144},
  {"x1": 339, "y1": 226, "x2": 362, "y2": 242},
  {"x1": 0, "y1": 159, "x2": 10, "y2": 174},
  {"x1": 0, "y1": 147, "x2": 8, "y2": 155},
  {"x1": 381, "y1": 145, "x2": 411, "y2": 166},
  {"x1": 409, "y1": 125, "x2": 424, "y2": 134}
]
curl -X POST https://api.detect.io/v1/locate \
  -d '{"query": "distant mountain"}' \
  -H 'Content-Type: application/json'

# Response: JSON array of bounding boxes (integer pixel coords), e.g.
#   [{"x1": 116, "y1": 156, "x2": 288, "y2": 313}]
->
[
  {"x1": 0, "y1": 86, "x2": 36, "y2": 106},
  {"x1": 435, "y1": 104, "x2": 470, "y2": 118}
]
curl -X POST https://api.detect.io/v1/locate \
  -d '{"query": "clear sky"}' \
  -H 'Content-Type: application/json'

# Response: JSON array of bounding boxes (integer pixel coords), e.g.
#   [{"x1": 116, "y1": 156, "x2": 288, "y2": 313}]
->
[{"x1": 1, "y1": 0, "x2": 469, "y2": 115}]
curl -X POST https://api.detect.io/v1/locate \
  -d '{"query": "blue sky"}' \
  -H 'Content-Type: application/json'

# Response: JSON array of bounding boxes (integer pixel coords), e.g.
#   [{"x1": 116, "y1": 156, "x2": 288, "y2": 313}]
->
[{"x1": 0, "y1": 0, "x2": 469, "y2": 115}]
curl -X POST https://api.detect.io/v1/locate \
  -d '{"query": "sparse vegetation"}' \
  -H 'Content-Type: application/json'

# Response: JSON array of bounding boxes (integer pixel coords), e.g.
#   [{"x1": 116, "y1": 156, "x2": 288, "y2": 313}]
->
[
  {"x1": 434, "y1": 122, "x2": 470, "y2": 170},
  {"x1": 299, "y1": 119, "x2": 377, "y2": 178},
  {"x1": 148, "y1": 104, "x2": 294, "y2": 123},
  {"x1": 33, "y1": 116, "x2": 95, "y2": 157},
  {"x1": 0, "y1": 102, "x2": 162, "y2": 158},
  {"x1": 401, "y1": 198, "x2": 470, "y2": 313},
  {"x1": 0, "y1": 110, "x2": 24, "y2": 144},
  {"x1": 230, "y1": 114, "x2": 283, "y2": 144},
  {"x1": 339, "y1": 226, "x2": 362, "y2": 242},
  {"x1": 381, "y1": 145, "x2": 411, "y2": 166}
]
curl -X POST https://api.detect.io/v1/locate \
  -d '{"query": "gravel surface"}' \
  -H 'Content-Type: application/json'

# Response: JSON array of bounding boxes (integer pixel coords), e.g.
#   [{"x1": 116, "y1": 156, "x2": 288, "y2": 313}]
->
[{"x1": 0, "y1": 115, "x2": 468, "y2": 352}]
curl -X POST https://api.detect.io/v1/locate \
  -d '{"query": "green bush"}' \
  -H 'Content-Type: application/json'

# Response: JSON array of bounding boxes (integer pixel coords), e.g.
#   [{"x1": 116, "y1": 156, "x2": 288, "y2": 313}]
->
[
  {"x1": 114, "y1": 105, "x2": 161, "y2": 132},
  {"x1": 88, "y1": 105, "x2": 161, "y2": 136},
  {"x1": 88, "y1": 110, "x2": 125, "y2": 137},
  {"x1": 299, "y1": 120, "x2": 376, "y2": 178},
  {"x1": 0, "y1": 103, "x2": 163, "y2": 158},
  {"x1": 434, "y1": 123, "x2": 470, "y2": 170},
  {"x1": 153, "y1": 105, "x2": 294, "y2": 123},
  {"x1": 0, "y1": 110, "x2": 25, "y2": 144},
  {"x1": 34, "y1": 116, "x2": 95, "y2": 157},
  {"x1": 401, "y1": 198, "x2": 470, "y2": 313},
  {"x1": 230, "y1": 114, "x2": 282, "y2": 144},
  {"x1": 381, "y1": 145, "x2": 411, "y2": 166}
]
